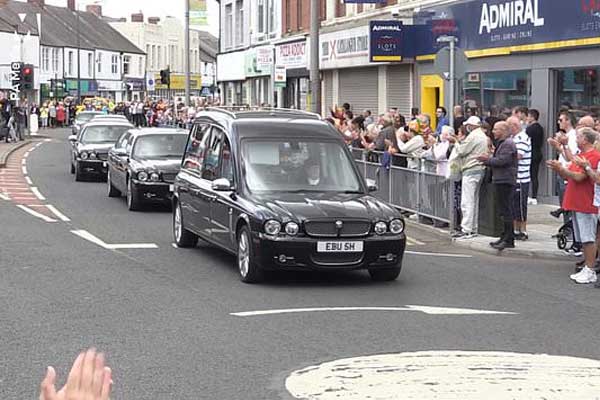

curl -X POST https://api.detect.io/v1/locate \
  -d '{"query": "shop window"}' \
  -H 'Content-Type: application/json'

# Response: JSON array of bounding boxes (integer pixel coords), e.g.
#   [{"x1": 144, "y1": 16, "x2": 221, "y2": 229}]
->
[
  {"x1": 556, "y1": 68, "x2": 600, "y2": 119},
  {"x1": 460, "y1": 70, "x2": 531, "y2": 118}
]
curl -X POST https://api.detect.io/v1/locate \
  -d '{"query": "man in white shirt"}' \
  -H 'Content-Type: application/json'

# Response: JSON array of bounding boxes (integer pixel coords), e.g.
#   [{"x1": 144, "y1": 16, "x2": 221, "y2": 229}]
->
[{"x1": 508, "y1": 117, "x2": 532, "y2": 240}]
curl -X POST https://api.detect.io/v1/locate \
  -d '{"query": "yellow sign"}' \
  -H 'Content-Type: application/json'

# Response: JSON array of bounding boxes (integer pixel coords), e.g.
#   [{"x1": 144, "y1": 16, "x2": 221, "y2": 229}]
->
[
  {"x1": 189, "y1": 0, "x2": 207, "y2": 27},
  {"x1": 154, "y1": 74, "x2": 202, "y2": 90}
]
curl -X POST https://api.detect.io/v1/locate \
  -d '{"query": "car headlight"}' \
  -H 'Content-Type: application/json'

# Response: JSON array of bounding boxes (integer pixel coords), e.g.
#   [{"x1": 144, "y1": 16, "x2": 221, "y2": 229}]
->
[
  {"x1": 137, "y1": 171, "x2": 149, "y2": 181},
  {"x1": 264, "y1": 220, "x2": 281, "y2": 236},
  {"x1": 89, "y1": 152, "x2": 97, "y2": 160},
  {"x1": 80, "y1": 151, "x2": 88, "y2": 160},
  {"x1": 285, "y1": 222, "x2": 299, "y2": 236},
  {"x1": 374, "y1": 221, "x2": 388, "y2": 235},
  {"x1": 150, "y1": 172, "x2": 160, "y2": 182},
  {"x1": 389, "y1": 219, "x2": 405, "y2": 235}
]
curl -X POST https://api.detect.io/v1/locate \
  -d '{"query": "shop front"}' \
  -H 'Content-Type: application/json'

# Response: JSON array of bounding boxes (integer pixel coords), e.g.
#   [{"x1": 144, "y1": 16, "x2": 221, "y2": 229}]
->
[
  {"x1": 244, "y1": 45, "x2": 274, "y2": 107},
  {"x1": 417, "y1": 0, "x2": 600, "y2": 197},
  {"x1": 97, "y1": 80, "x2": 124, "y2": 102},
  {"x1": 320, "y1": 24, "x2": 414, "y2": 117},
  {"x1": 275, "y1": 38, "x2": 310, "y2": 110},
  {"x1": 125, "y1": 78, "x2": 145, "y2": 102},
  {"x1": 153, "y1": 74, "x2": 202, "y2": 100},
  {"x1": 216, "y1": 50, "x2": 245, "y2": 106},
  {"x1": 65, "y1": 79, "x2": 98, "y2": 98}
]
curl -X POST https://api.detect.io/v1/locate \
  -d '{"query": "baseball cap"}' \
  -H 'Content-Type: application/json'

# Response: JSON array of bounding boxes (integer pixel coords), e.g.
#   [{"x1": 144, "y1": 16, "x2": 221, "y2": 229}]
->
[{"x1": 463, "y1": 116, "x2": 482, "y2": 126}]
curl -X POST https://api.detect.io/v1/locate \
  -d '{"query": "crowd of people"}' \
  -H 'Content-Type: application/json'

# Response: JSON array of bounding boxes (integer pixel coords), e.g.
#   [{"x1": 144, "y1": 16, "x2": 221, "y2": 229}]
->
[{"x1": 329, "y1": 102, "x2": 600, "y2": 276}]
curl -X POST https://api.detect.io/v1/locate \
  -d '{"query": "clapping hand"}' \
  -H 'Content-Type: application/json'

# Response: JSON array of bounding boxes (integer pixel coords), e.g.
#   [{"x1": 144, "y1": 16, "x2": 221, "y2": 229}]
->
[
  {"x1": 574, "y1": 156, "x2": 591, "y2": 169},
  {"x1": 546, "y1": 159, "x2": 562, "y2": 171},
  {"x1": 40, "y1": 349, "x2": 112, "y2": 400},
  {"x1": 476, "y1": 153, "x2": 490, "y2": 162}
]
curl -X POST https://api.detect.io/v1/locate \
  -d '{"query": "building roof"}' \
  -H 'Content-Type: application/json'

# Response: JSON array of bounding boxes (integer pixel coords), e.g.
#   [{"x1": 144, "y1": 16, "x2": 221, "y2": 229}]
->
[{"x1": 1, "y1": 1, "x2": 144, "y2": 54}]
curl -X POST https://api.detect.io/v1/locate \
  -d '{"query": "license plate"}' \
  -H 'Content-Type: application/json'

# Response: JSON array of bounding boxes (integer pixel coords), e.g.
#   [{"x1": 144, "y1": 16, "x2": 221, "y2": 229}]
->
[
  {"x1": 317, "y1": 241, "x2": 364, "y2": 253},
  {"x1": 102, "y1": 162, "x2": 107, "y2": 167},
  {"x1": 169, "y1": 184, "x2": 174, "y2": 192}
]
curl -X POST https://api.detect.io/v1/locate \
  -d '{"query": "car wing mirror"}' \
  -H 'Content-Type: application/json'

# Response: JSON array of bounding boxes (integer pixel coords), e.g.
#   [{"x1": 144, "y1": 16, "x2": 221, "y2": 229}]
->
[
  {"x1": 113, "y1": 148, "x2": 127, "y2": 157},
  {"x1": 68, "y1": 135, "x2": 77, "y2": 142},
  {"x1": 366, "y1": 178, "x2": 378, "y2": 193},
  {"x1": 212, "y1": 178, "x2": 232, "y2": 192}
]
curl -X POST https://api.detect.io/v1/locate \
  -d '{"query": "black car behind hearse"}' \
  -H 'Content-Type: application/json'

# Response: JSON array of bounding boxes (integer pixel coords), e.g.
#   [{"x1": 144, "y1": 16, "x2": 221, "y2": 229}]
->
[
  {"x1": 172, "y1": 108, "x2": 407, "y2": 283},
  {"x1": 69, "y1": 120, "x2": 134, "y2": 181},
  {"x1": 107, "y1": 128, "x2": 188, "y2": 211}
]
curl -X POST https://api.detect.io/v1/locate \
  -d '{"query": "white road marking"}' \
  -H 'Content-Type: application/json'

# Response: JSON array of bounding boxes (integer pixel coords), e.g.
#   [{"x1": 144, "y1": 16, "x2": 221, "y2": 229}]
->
[
  {"x1": 71, "y1": 230, "x2": 158, "y2": 250},
  {"x1": 21, "y1": 166, "x2": 27, "y2": 175},
  {"x1": 45, "y1": 205, "x2": 71, "y2": 222},
  {"x1": 23, "y1": 151, "x2": 30, "y2": 158},
  {"x1": 172, "y1": 243, "x2": 179, "y2": 248},
  {"x1": 286, "y1": 351, "x2": 600, "y2": 400},
  {"x1": 17, "y1": 205, "x2": 57, "y2": 223},
  {"x1": 30, "y1": 187, "x2": 46, "y2": 200},
  {"x1": 406, "y1": 237, "x2": 425, "y2": 245},
  {"x1": 25, "y1": 176, "x2": 33, "y2": 185},
  {"x1": 44, "y1": 139, "x2": 52, "y2": 142},
  {"x1": 21, "y1": 159, "x2": 26, "y2": 165},
  {"x1": 405, "y1": 250, "x2": 472, "y2": 258},
  {"x1": 36, "y1": 142, "x2": 43, "y2": 147},
  {"x1": 230, "y1": 305, "x2": 515, "y2": 318},
  {"x1": 0, "y1": 193, "x2": 9, "y2": 200}
]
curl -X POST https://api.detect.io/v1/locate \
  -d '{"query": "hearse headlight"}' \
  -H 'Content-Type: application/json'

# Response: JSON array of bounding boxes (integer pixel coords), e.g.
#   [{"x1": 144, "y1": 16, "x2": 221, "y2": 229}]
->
[
  {"x1": 79, "y1": 151, "x2": 88, "y2": 160},
  {"x1": 150, "y1": 172, "x2": 160, "y2": 182},
  {"x1": 389, "y1": 219, "x2": 405, "y2": 234},
  {"x1": 285, "y1": 222, "x2": 299, "y2": 236},
  {"x1": 374, "y1": 221, "x2": 388, "y2": 235},
  {"x1": 137, "y1": 171, "x2": 149, "y2": 181},
  {"x1": 264, "y1": 220, "x2": 281, "y2": 236},
  {"x1": 89, "y1": 152, "x2": 97, "y2": 160}
]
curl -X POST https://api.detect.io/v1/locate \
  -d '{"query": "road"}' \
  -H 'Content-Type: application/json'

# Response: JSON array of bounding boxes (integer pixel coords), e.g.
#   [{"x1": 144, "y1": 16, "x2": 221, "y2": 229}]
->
[{"x1": 2, "y1": 129, "x2": 600, "y2": 399}]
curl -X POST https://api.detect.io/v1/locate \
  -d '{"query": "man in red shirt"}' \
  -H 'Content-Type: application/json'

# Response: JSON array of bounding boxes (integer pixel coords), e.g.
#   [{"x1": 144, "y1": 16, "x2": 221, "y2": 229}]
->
[{"x1": 548, "y1": 128, "x2": 600, "y2": 284}]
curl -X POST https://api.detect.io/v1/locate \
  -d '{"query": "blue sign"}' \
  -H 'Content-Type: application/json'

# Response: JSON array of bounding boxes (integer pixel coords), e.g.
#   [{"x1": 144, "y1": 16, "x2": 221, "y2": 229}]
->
[
  {"x1": 423, "y1": 0, "x2": 600, "y2": 56},
  {"x1": 370, "y1": 20, "x2": 403, "y2": 62}
]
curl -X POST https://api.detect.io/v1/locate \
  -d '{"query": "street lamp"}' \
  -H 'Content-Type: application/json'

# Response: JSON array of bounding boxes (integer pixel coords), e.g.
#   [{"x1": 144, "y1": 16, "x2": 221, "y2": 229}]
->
[{"x1": 436, "y1": 35, "x2": 458, "y2": 129}]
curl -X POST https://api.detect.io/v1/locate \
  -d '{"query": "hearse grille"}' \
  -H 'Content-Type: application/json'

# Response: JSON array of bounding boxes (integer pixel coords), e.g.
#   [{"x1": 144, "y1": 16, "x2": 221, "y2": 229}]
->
[{"x1": 304, "y1": 220, "x2": 371, "y2": 238}]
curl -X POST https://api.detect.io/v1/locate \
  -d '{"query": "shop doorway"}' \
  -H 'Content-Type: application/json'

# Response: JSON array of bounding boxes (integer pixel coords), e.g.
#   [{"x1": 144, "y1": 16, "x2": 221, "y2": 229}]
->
[{"x1": 421, "y1": 74, "x2": 444, "y2": 128}]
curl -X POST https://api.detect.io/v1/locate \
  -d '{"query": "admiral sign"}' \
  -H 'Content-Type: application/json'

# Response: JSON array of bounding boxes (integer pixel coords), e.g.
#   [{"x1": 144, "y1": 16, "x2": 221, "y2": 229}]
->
[
  {"x1": 424, "y1": 0, "x2": 600, "y2": 55},
  {"x1": 370, "y1": 20, "x2": 403, "y2": 62}
]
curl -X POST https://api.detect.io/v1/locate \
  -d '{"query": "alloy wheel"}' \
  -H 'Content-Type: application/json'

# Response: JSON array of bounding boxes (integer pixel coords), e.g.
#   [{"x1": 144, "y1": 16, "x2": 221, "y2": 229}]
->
[
  {"x1": 238, "y1": 231, "x2": 250, "y2": 278},
  {"x1": 174, "y1": 204, "x2": 183, "y2": 243}
]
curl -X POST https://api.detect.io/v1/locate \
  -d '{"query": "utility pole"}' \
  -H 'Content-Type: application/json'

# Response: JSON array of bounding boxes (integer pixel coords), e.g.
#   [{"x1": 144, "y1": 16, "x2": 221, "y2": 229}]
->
[
  {"x1": 76, "y1": 1, "x2": 81, "y2": 104},
  {"x1": 309, "y1": 0, "x2": 321, "y2": 114},
  {"x1": 184, "y1": 0, "x2": 191, "y2": 107}
]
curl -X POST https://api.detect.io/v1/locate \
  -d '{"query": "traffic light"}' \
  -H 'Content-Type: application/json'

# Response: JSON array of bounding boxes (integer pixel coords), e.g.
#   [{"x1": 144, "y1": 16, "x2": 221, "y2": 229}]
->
[
  {"x1": 160, "y1": 68, "x2": 170, "y2": 85},
  {"x1": 21, "y1": 64, "x2": 34, "y2": 90}
]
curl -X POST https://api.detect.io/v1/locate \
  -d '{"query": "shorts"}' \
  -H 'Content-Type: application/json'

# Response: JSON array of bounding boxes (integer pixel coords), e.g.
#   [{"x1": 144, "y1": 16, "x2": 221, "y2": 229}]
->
[
  {"x1": 573, "y1": 212, "x2": 599, "y2": 244},
  {"x1": 512, "y1": 182, "x2": 529, "y2": 222}
]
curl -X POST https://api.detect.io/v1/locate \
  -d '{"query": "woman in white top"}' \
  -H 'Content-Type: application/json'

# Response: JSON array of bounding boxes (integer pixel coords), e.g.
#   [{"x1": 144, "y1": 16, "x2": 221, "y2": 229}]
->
[
  {"x1": 395, "y1": 119, "x2": 425, "y2": 170},
  {"x1": 423, "y1": 125, "x2": 453, "y2": 176}
]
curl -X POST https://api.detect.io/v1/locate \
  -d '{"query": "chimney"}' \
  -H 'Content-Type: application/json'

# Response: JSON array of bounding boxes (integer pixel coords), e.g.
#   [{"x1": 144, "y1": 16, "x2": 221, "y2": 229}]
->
[
  {"x1": 27, "y1": 0, "x2": 45, "y2": 6},
  {"x1": 148, "y1": 17, "x2": 160, "y2": 24},
  {"x1": 86, "y1": 4, "x2": 102, "y2": 16},
  {"x1": 67, "y1": 0, "x2": 75, "y2": 11},
  {"x1": 131, "y1": 12, "x2": 144, "y2": 23}
]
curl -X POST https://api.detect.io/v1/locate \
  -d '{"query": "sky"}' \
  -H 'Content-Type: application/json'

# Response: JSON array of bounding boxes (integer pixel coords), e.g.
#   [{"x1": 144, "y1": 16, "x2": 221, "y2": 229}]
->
[{"x1": 33, "y1": 0, "x2": 220, "y2": 36}]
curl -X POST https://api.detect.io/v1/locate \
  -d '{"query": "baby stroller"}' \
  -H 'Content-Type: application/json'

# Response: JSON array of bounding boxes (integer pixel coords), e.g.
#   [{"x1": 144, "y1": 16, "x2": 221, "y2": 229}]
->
[{"x1": 556, "y1": 220, "x2": 579, "y2": 252}]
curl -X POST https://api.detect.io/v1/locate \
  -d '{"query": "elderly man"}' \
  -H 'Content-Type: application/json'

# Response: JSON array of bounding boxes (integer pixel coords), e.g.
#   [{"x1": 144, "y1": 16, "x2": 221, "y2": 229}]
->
[
  {"x1": 449, "y1": 116, "x2": 490, "y2": 239},
  {"x1": 507, "y1": 116, "x2": 532, "y2": 240},
  {"x1": 477, "y1": 121, "x2": 518, "y2": 250},
  {"x1": 548, "y1": 128, "x2": 600, "y2": 283}
]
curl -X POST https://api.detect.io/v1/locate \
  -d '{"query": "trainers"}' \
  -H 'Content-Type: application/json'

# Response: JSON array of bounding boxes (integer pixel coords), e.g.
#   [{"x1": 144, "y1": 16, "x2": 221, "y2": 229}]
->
[
  {"x1": 528, "y1": 198, "x2": 538, "y2": 205},
  {"x1": 452, "y1": 231, "x2": 466, "y2": 239},
  {"x1": 514, "y1": 232, "x2": 529, "y2": 241},
  {"x1": 575, "y1": 267, "x2": 597, "y2": 284},
  {"x1": 455, "y1": 233, "x2": 476, "y2": 240},
  {"x1": 571, "y1": 268, "x2": 586, "y2": 280},
  {"x1": 550, "y1": 208, "x2": 564, "y2": 219}
]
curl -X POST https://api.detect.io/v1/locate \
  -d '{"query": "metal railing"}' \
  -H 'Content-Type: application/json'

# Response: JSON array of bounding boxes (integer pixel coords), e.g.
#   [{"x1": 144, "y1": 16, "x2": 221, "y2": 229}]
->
[{"x1": 352, "y1": 148, "x2": 454, "y2": 226}]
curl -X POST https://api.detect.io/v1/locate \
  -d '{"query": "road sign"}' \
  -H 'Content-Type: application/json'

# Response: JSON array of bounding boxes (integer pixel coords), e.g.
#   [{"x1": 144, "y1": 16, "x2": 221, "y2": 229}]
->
[
  {"x1": 274, "y1": 65, "x2": 286, "y2": 88},
  {"x1": 433, "y1": 46, "x2": 468, "y2": 80}
]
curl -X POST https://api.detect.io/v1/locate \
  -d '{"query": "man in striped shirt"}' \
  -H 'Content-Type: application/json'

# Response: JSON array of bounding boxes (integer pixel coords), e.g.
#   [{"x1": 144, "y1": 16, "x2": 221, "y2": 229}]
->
[{"x1": 508, "y1": 116, "x2": 532, "y2": 240}]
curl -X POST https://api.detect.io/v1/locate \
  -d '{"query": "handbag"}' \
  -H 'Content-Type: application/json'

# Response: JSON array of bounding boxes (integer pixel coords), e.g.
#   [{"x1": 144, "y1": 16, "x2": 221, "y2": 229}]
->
[{"x1": 445, "y1": 146, "x2": 462, "y2": 181}]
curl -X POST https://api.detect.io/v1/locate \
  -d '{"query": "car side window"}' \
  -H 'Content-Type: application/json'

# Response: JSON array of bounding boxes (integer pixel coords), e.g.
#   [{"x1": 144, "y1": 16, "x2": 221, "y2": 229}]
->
[
  {"x1": 201, "y1": 128, "x2": 223, "y2": 181},
  {"x1": 115, "y1": 132, "x2": 130, "y2": 150},
  {"x1": 183, "y1": 124, "x2": 211, "y2": 172},
  {"x1": 218, "y1": 135, "x2": 234, "y2": 184}
]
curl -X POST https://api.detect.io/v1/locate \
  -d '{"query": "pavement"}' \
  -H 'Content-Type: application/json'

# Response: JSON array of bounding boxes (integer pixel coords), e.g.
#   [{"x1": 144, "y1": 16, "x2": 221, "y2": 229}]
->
[
  {"x1": 407, "y1": 202, "x2": 569, "y2": 261},
  {"x1": 4, "y1": 128, "x2": 600, "y2": 399}
]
